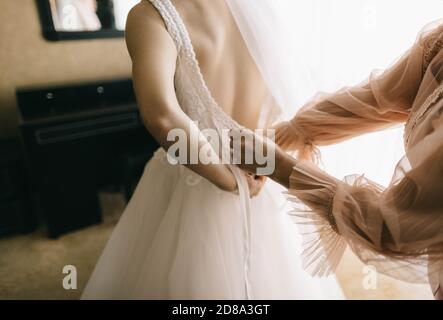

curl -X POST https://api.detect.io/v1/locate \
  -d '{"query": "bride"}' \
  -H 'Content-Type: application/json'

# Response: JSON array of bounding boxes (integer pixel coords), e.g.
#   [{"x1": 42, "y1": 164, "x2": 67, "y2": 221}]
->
[{"x1": 82, "y1": 0, "x2": 343, "y2": 299}]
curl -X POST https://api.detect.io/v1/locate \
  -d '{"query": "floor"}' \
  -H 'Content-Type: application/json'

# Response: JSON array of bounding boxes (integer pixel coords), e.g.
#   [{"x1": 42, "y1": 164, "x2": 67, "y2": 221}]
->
[{"x1": 0, "y1": 193, "x2": 434, "y2": 300}]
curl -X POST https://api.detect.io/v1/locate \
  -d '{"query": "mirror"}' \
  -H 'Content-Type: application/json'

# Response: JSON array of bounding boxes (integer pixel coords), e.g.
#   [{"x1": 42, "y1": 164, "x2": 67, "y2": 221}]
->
[{"x1": 37, "y1": 0, "x2": 139, "y2": 41}]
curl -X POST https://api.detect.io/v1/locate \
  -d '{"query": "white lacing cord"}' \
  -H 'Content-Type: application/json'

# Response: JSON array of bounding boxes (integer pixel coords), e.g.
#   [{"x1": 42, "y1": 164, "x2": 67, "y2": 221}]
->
[{"x1": 230, "y1": 166, "x2": 253, "y2": 300}]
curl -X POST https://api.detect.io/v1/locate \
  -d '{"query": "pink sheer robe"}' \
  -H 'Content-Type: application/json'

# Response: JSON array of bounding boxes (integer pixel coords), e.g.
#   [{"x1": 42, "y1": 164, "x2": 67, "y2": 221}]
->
[{"x1": 278, "y1": 21, "x2": 443, "y2": 297}]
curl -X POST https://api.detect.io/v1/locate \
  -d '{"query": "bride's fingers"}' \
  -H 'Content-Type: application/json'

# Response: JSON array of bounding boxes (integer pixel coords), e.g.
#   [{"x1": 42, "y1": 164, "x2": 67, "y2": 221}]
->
[
  {"x1": 245, "y1": 174, "x2": 267, "y2": 198},
  {"x1": 244, "y1": 174, "x2": 256, "y2": 192}
]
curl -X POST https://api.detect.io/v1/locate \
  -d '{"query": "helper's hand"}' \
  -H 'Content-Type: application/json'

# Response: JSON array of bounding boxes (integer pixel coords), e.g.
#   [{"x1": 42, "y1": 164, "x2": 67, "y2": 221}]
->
[
  {"x1": 230, "y1": 128, "x2": 298, "y2": 189},
  {"x1": 229, "y1": 128, "x2": 277, "y2": 176}
]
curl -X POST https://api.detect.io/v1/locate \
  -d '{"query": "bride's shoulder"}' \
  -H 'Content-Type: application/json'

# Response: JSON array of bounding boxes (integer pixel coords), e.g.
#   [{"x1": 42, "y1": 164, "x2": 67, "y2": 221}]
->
[
  {"x1": 125, "y1": 2, "x2": 174, "y2": 55},
  {"x1": 126, "y1": 2, "x2": 167, "y2": 34}
]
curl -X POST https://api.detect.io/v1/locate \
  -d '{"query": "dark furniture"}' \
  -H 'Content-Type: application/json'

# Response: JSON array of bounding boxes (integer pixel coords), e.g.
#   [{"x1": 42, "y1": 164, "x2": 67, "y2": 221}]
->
[
  {"x1": 17, "y1": 79, "x2": 158, "y2": 238},
  {"x1": 0, "y1": 140, "x2": 36, "y2": 237}
]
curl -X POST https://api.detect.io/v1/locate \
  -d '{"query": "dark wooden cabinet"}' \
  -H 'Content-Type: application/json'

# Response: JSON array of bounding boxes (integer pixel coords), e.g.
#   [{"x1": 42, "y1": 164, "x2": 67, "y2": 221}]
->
[
  {"x1": 17, "y1": 79, "x2": 158, "y2": 238},
  {"x1": 0, "y1": 140, "x2": 35, "y2": 236}
]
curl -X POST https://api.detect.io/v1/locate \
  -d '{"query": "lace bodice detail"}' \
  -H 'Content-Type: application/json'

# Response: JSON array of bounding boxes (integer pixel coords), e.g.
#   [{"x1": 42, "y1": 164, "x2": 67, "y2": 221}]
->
[{"x1": 147, "y1": 0, "x2": 242, "y2": 136}]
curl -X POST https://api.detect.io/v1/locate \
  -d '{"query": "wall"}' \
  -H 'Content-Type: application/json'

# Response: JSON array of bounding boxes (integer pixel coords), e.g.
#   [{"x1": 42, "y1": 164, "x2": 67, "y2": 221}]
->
[{"x1": 0, "y1": 0, "x2": 132, "y2": 138}]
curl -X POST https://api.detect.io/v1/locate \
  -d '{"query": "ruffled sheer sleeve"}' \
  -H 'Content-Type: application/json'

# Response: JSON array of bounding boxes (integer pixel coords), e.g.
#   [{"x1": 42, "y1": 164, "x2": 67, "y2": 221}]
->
[
  {"x1": 285, "y1": 23, "x2": 443, "y2": 291},
  {"x1": 277, "y1": 23, "x2": 443, "y2": 155},
  {"x1": 288, "y1": 100, "x2": 443, "y2": 288}
]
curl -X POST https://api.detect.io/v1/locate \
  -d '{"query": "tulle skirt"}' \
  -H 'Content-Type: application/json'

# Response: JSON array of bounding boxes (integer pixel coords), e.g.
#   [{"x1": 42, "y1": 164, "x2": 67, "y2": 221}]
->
[{"x1": 82, "y1": 149, "x2": 343, "y2": 300}]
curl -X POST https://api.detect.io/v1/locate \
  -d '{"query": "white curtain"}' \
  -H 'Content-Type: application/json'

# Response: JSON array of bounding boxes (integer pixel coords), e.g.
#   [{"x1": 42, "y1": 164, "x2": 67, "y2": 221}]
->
[{"x1": 281, "y1": 0, "x2": 443, "y2": 186}]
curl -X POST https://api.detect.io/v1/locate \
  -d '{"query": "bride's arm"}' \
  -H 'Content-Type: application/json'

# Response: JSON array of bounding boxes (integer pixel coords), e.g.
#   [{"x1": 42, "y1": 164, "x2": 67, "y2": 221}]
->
[
  {"x1": 276, "y1": 24, "x2": 443, "y2": 155},
  {"x1": 125, "y1": 5, "x2": 236, "y2": 192}
]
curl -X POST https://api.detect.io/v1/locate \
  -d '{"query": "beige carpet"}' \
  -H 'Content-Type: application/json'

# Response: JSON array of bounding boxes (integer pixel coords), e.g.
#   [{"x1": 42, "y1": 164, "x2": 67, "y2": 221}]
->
[{"x1": 0, "y1": 192, "x2": 434, "y2": 300}]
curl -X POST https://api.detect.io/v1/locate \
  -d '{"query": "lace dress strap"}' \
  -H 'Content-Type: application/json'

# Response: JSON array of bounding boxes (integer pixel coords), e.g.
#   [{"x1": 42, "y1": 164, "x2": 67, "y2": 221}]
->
[
  {"x1": 147, "y1": 0, "x2": 239, "y2": 131},
  {"x1": 146, "y1": 0, "x2": 185, "y2": 51}
]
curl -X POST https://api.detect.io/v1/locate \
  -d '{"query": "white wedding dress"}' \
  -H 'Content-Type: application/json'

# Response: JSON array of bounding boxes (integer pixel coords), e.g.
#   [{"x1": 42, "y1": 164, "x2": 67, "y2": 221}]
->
[{"x1": 82, "y1": 0, "x2": 343, "y2": 300}]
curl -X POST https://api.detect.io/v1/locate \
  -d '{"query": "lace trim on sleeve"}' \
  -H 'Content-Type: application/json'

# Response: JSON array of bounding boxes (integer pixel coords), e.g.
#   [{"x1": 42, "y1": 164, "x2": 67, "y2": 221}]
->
[
  {"x1": 404, "y1": 83, "x2": 443, "y2": 148},
  {"x1": 422, "y1": 25, "x2": 443, "y2": 75}
]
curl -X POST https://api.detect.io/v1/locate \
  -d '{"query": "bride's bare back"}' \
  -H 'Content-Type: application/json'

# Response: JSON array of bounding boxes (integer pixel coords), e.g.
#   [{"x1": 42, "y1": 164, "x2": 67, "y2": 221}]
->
[
  {"x1": 173, "y1": 0, "x2": 268, "y2": 128},
  {"x1": 125, "y1": 0, "x2": 268, "y2": 193},
  {"x1": 129, "y1": 0, "x2": 268, "y2": 129}
]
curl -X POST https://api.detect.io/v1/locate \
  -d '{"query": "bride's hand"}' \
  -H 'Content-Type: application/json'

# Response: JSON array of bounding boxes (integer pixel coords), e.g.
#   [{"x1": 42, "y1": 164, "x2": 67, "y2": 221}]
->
[
  {"x1": 274, "y1": 121, "x2": 301, "y2": 152},
  {"x1": 244, "y1": 173, "x2": 267, "y2": 198},
  {"x1": 215, "y1": 166, "x2": 238, "y2": 193},
  {"x1": 217, "y1": 168, "x2": 266, "y2": 198}
]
